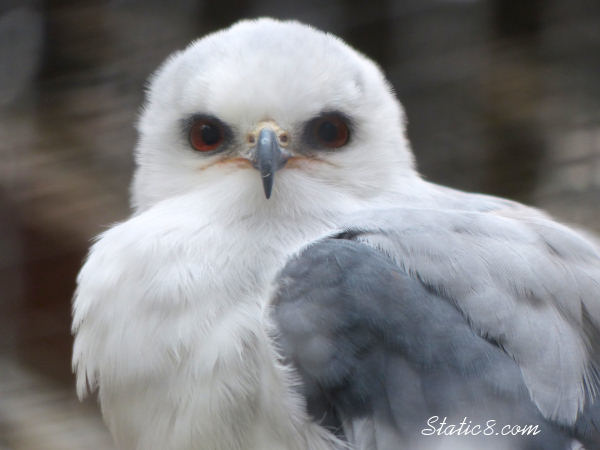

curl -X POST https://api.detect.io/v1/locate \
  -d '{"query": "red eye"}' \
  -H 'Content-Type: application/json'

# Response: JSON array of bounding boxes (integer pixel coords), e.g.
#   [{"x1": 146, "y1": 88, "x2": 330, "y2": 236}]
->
[
  {"x1": 313, "y1": 115, "x2": 349, "y2": 148},
  {"x1": 189, "y1": 118, "x2": 224, "y2": 152}
]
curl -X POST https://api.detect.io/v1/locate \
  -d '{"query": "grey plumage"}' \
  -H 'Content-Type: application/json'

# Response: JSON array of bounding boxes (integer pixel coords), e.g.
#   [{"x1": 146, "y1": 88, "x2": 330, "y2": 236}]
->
[{"x1": 273, "y1": 200, "x2": 600, "y2": 449}]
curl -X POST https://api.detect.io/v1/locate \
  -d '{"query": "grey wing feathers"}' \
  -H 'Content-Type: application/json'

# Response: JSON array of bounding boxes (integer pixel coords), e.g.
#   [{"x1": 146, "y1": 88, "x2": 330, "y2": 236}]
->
[
  {"x1": 272, "y1": 237, "x2": 598, "y2": 449},
  {"x1": 342, "y1": 207, "x2": 600, "y2": 426}
]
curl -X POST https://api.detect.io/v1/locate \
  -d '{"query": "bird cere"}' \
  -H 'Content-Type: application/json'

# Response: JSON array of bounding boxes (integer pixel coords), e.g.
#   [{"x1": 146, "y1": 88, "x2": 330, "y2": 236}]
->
[{"x1": 72, "y1": 18, "x2": 600, "y2": 450}]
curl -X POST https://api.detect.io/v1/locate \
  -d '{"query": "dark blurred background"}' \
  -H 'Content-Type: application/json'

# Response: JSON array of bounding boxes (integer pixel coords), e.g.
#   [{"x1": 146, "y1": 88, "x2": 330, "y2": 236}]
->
[{"x1": 1, "y1": 0, "x2": 599, "y2": 448}]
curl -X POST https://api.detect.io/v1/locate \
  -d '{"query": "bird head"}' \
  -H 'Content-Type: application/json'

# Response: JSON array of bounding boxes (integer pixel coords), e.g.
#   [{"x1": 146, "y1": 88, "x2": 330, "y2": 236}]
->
[{"x1": 131, "y1": 18, "x2": 417, "y2": 215}]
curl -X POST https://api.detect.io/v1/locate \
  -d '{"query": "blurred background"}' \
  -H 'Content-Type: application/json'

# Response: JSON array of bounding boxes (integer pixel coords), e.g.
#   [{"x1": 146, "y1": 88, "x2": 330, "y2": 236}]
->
[{"x1": 0, "y1": 0, "x2": 599, "y2": 448}]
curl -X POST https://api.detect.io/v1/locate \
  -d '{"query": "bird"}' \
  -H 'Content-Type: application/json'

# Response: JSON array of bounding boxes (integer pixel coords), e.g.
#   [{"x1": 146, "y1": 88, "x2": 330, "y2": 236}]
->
[{"x1": 72, "y1": 18, "x2": 600, "y2": 450}]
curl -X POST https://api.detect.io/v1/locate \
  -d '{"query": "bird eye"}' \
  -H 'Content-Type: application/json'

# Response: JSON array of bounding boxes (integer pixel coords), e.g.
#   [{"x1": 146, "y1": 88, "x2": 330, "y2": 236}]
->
[
  {"x1": 312, "y1": 114, "x2": 349, "y2": 148},
  {"x1": 189, "y1": 118, "x2": 225, "y2": 152}
]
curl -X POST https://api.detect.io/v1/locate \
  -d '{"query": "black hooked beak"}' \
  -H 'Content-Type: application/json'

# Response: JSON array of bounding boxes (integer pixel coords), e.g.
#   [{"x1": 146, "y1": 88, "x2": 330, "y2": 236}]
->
[{"x1": 252, "y1": 128, "x2": 290, "y2": 199}]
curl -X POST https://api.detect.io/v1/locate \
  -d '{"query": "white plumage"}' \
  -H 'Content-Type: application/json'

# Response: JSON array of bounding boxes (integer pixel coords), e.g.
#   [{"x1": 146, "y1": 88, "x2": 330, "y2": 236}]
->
[{"x1": 72, "y1": 18, "x2": 600, "y2": 450}]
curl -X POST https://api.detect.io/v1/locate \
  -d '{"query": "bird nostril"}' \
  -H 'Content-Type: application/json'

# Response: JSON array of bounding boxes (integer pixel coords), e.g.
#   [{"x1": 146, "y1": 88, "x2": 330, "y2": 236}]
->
[
  {"x1": 279, "y1": 133, "x2": 289, "y2": 146},
  {"x1": 247, "y1": 134, "x2": 256, "y2": 144}
]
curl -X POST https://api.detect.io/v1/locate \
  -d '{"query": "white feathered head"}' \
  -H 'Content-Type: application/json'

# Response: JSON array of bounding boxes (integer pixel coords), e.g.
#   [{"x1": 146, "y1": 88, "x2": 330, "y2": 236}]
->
[{"x1": 131, "y1": 18, "x2": 416, "y2": 213}]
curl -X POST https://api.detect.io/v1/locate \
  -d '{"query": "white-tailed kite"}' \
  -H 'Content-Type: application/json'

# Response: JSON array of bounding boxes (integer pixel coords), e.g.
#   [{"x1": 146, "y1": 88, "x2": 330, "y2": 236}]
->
[{"x1": 72, "y1": 18, "x2": 600, "y2": 450}]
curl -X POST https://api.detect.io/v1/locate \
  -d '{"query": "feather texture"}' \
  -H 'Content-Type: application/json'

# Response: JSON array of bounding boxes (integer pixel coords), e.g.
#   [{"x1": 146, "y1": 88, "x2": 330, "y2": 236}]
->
[{"x1": 273, "y1": 236, "x2": 599, "y2": 449}]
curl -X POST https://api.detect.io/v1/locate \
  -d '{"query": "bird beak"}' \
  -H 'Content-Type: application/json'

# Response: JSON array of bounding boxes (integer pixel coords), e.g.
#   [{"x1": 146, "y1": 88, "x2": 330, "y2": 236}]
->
[{"x1": 252, "y1": 126, "x2": 290, "y2": 199}]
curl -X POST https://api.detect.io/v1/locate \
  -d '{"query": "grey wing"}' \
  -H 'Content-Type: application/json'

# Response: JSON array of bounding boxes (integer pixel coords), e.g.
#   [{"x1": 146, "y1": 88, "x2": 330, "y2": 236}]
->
[
  {"x1": 343, "y1": 206, "x2": 600, "y2": 426},
  {"x1": 272, "y1": 237, "x2": 598, "y2": 450}
]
